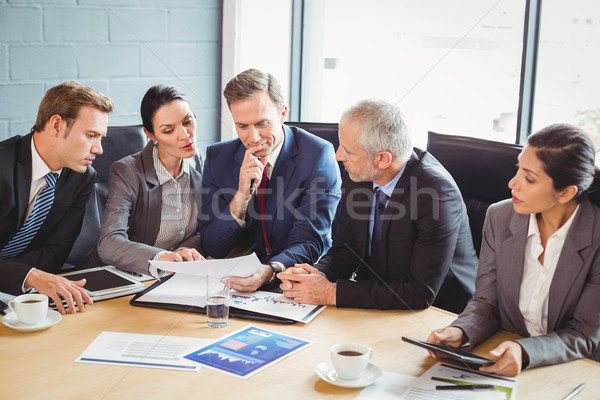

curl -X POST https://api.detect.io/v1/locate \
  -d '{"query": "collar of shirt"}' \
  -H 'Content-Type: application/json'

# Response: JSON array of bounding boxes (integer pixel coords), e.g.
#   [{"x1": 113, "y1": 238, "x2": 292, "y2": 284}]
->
[
  {"x1": 526, "y1": 204, "x2": 580, "y2": 241},
  {"x1": 372, "y1": 163, "x2": 406, "y2": 198},
  {"x1": 264, "y1": 130, "x2": 285, "y2": 180},
  {"x1": 30, "y1": 135, "x2": 62, "y2": 184},
  {"x1": 152, "y1": 144, "x2": 190, "y2": 185}
]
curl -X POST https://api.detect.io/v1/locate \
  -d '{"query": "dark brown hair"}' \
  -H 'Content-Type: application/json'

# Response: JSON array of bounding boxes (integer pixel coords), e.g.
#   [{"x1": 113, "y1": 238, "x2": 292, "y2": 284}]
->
[{"x1": 527, "y1": 123, "x2": 600, "y2": 206}]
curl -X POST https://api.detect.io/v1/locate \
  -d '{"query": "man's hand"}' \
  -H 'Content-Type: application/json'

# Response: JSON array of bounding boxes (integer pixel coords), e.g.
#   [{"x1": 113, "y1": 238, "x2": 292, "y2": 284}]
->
[
  {"x1": 230, "y1": 264, "x2": 272, "y2": 292},
  {"x1": 159, "y1": 248, "x2": 204, "y2": 262},
  {"x1": 479, "y1": 341, "x2": 525, "y2": 377},
  {"x1": 278, "y1": 264, "x2": 336, "y2": 305},
  {"x1": 25, "y1": 269, "x2": 93, "y2": 315},
  {"x1": 230, "y1": 146, "x2": 268, "y2": 221}
]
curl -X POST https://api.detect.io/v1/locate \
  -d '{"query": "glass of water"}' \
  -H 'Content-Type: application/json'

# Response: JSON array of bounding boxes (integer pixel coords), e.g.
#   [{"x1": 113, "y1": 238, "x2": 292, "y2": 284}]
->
[{"x1": 206, "y1": 275, "x2": 230, "y2": 328}]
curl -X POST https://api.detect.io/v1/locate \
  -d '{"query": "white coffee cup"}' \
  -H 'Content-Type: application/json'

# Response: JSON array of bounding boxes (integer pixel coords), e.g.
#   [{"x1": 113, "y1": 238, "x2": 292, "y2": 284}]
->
[
  {"x1": 8, "y1": 293, "x2": 49, "y2": 325},
  {"x1": 330, "y1": 343, "x2": 373, "y2": 380}
]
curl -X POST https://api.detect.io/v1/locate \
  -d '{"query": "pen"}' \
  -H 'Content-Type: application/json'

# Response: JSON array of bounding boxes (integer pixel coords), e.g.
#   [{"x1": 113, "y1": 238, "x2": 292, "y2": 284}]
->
[
  {"x1": 436, "y1": 384, "x2": 494, "y2": 391},
  {"x1": 562, "y1": 383, "x2": 586, "y2": 400},
  {"x1": 249, "y1": 178, "x2": 256, "y2": 195}
]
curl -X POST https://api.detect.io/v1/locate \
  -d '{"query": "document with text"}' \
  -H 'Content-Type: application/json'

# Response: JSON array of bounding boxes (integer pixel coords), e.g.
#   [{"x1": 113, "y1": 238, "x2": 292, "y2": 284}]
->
[{"x1": 76, "y1": 331, "x2": 211, "y2": 371}]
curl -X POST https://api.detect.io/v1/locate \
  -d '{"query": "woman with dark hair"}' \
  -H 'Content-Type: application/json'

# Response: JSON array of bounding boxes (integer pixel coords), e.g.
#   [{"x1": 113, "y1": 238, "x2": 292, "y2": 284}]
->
[
  {"x1": 427, "y1": 123, "x2": 600, "y2": 376},
  {"x1": 95, "y1": 84, "x2": 204, "y2": 276}
]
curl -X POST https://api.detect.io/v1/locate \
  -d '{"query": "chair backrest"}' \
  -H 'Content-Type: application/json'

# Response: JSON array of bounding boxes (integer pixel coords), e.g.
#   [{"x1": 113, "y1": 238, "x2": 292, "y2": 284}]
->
[
  {"x1": 426, "y1": 131, "x2": 522, "y2": 255},
  {"x1": 285, "y1": 121, "x2": 343, "y2": 176},
  {"x1": 65, "y1": 125, "x2": 148, "y2": 267}
]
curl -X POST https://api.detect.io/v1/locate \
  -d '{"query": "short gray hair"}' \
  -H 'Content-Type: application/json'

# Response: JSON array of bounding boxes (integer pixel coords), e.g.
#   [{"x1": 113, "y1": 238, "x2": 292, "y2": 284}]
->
[
  {"x1": 340, "y1": 99, "x2": 412, "y2": 163},
  {"x1": 223, "y1": 68, "x2": 285, "y2": 111}
]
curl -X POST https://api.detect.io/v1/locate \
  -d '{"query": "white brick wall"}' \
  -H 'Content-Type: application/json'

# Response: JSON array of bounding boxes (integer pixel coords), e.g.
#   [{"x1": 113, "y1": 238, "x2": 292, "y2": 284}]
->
[{"x1": 0, "y1": 0, "x2": 222, "y2": 154}]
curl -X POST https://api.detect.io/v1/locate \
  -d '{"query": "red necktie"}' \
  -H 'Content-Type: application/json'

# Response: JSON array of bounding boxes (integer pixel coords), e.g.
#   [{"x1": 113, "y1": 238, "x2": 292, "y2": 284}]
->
[{"x1": 256, "y1": 166, "x2": 273, "y2": 257}]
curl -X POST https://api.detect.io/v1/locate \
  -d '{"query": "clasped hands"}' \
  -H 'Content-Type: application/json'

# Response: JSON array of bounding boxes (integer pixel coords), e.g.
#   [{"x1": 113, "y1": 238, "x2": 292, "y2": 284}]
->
[
  {"x1": 427, "y1": 327, "x2": 527, "y2": 377},
  {"x1": 277, "y1": 264, "x2": 336, "y2": 306}
]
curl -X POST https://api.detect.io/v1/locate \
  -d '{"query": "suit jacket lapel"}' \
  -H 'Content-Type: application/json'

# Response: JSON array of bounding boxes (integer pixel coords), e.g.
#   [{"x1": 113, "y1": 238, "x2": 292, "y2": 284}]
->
[
  {"x1": 189, "y1": 153, "x2": 204, "y2": 212},
  {"x1": 351, "y1": 180, "x2": 373, "y2": 262},
  {"x1": 547, "y1": 199, "x2": 593, "y2": 330},
  {"x1": 381, "y1": 152, "x2": 416, "y2": 243},
  {"x1": 266, "y1": 126, "x2": 297, "y2": 238},
  {"x1": 15, "y1": 134, "x2": 34, "y2": 228},
  {"x1": 141, "y1": 143, "x2": 162, "y2": 244},
  {"x1": 500, "y1": 210, "x2": 529, "y2": 335}
]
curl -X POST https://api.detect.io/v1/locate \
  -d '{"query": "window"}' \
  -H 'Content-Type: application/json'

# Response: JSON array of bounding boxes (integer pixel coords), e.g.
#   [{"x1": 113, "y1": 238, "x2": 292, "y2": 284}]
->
[
  {"x1": 299, "y1": 0, "x2": 526, "y2": 148},
  {"x1": 533, "y1": 0, "x2": 600, "y2": 152}
]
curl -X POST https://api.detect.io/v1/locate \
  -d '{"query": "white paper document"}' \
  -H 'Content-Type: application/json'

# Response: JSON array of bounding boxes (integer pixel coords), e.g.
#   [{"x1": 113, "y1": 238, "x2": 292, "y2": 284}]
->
[
  {"x1": 76, "y1": 331, "x2": 211, "y2": 371},
  {"x1": 136, "y1": 273, "x2": 206, "y2": 306},
  {"x1": 358, "y1": 363, "x2": 517, "y2": 400},
  {"x1": 230, "y1": 291, "x2": 326, "y2": 323},
  {"x1": 149, "y1": 253, "x2": 262, "y2": 277}
]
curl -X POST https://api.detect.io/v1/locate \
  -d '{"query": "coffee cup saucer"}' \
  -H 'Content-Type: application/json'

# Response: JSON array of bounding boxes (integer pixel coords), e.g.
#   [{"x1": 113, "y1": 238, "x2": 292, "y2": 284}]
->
[
  {"x1": 315, "y1": 360, "x2": 382, "y2": 388},
  {"x1": 2, "y1": 309, "x2": 62, "y2": 332}
]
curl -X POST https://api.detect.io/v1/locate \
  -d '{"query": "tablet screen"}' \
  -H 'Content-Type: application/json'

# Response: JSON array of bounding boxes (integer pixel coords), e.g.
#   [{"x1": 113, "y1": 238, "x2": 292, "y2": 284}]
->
[
  {"x1": 65, "y1": 269, "x2": 136, "y2": 292},
  {"x1": 402, "y1": 337, "x2": 494, "y2": 366}
]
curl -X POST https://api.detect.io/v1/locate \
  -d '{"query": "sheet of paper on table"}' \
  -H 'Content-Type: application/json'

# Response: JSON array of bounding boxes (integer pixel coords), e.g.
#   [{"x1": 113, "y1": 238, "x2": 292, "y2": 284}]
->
[
  {"x1": 76, "y1": 331, "x2": 212, "y2": 371},
  {"x1": 149, "y1": 253, "x2": 262, "y2": 277},
  {"x1": 357, "y1": 362, "x2": 517, "y2": 400}
]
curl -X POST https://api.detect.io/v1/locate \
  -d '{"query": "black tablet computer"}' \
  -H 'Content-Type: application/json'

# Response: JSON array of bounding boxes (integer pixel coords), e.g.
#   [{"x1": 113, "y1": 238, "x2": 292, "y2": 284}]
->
[
  {"x1": 59, "y1": 267, "x2": 145, "y2": 300},
  {"x1": 402, "y1": 336, "x2": 494, "y2": 366}
]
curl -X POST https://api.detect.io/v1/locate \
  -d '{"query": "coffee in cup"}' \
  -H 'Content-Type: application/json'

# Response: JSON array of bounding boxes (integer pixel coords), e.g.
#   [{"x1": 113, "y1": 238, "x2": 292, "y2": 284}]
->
[
  {"x1": 8, "y1": 293, "x2": 49, "y2": 325},
  {"x1": 330, "y1": 343, "x2": 373, "y2": 380}
]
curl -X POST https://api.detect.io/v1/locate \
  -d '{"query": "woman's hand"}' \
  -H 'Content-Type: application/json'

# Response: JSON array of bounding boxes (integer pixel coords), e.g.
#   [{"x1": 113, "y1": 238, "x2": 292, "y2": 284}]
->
[
  {"x1": 160, "y1": 248, "x2": 204, "y2": 262},
  {"x1": 426, "y1": 327, "x2": 465, "y2": 358},
  {"x1": 479, "y1": 341, "x2": 526, "y2": 377}
]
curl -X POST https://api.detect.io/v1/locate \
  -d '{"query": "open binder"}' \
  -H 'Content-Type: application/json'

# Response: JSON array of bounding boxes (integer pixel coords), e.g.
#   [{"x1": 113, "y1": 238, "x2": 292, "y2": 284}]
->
[{"x1": 130, "y1": 275, "x2": 295, "y2": 324}]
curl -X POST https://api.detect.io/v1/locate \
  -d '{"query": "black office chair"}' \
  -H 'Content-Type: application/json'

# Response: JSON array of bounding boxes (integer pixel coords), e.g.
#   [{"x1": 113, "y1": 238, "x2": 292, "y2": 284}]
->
[
  {"x1": 285, "y1": 121, "x2": 343, "y2": 177},
  {"x1": 65, "y1": 125, "x2": 148, "y2": 267},
  {"x1": 426, "y1": 131, "x2": 522, "y2": 255}
]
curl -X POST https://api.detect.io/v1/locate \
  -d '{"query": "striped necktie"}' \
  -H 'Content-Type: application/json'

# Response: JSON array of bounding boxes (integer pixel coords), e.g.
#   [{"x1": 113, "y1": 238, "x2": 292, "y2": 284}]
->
[{"x1": 0, "y1": 172, "x2": 58, "y2": 258}]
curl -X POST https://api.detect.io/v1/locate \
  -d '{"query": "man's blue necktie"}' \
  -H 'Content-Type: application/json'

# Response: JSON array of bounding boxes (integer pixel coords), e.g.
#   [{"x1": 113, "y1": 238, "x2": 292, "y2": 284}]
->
[
  {"x1": 370, "y1": 187, "x2": 388, "y2": 277},
  {"x1": 0, "y1": 172, "x2": 58, "y2": 258}
]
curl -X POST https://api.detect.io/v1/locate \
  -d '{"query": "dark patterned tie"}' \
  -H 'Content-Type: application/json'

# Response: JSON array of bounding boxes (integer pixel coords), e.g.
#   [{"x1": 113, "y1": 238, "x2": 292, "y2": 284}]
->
[
  {"x1": 370, "y1": 187, "x2": 388, "y2": 277},
  {"x1": 256, "y1": 167, "x2": 273, "y2": 258},
  {"x1": 0, "y1": 172, "x2": 58, "y2": 258}
]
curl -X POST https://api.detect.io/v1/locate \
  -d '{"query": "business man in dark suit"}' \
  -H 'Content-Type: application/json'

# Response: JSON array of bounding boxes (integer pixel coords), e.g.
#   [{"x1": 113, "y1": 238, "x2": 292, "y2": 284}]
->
[
  {"x1": 279, "y1": 99, "x2": 478, "y2": 313},
  {"x1": 0, "y1": 81, "x2": 114, "y2": 314},
  {"x1": 199, "y1": 69, "x2": 341, "y2": 292}
]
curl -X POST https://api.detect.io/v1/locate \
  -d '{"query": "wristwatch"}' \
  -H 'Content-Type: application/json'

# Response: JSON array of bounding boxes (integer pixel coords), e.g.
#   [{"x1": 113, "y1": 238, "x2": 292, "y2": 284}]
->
[{"x1": 267, "y1": 263, "x2": 280, "y2": 284}]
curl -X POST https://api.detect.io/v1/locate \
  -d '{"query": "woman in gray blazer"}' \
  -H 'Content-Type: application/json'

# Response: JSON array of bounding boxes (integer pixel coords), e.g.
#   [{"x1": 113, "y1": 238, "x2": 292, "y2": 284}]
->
[
  {"x1": 96, "y1": 84, "x2": 204, "y2": 276},
  {"x1": 428, "y1": 123, "x2": 600, "y2": 376}
]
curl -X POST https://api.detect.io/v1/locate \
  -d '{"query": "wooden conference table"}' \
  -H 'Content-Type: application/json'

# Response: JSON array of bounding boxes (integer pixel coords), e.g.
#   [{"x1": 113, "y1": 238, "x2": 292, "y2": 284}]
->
[{"x1": 2, "y1": 292, "x2": 599, "y2": 400}]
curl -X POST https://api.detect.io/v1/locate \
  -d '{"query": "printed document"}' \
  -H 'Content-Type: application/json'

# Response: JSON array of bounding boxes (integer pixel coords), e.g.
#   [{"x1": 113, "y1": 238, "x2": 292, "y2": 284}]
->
[
  {"x1": 184, "y1": 325, "x2": 311, "y2": 378},
  {"x1": 357, "y1": 362, "x2": 517, "y2": 400},
  {"x1": 76, "y1": 331, "x2": 211, "y2": 371}
]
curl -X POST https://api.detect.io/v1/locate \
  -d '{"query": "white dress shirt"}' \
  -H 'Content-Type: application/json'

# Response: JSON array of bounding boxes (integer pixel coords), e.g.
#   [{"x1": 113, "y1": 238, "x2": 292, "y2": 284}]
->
[{"x1": 519, "y1": 206, "x2": 579, "y2": 336}]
